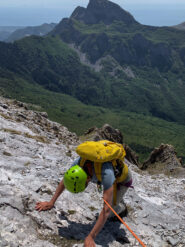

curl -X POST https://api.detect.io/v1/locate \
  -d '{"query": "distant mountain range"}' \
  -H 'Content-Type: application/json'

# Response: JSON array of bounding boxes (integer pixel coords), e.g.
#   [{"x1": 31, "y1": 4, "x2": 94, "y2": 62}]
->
[
  {"x1": 0, "y1": 23, "x2": 57, "y2": 42},
  {"x1": 0, "y1": 30, "x2": 11, "y2": 41},
  {"x1": 0, "y1": 0, "x2": 185, "y2": 160},
  {"x1": 50, "y1": 0, "x2": 185, "y2": 124},
  {"x1": 0, "y1": 26, "x2": 23, "y2": 41}
]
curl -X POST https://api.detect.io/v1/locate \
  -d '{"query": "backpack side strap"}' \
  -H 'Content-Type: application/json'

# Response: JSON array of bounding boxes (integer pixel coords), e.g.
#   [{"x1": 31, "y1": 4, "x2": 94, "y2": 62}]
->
[{"x1": 113, "y1": 181, "x2": 117, "y2": 205}]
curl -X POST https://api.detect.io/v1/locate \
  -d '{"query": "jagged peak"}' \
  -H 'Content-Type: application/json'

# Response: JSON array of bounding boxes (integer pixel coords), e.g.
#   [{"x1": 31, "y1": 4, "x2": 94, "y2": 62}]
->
[{"x1": 71, "y1": 0, "x2": 138, "y2": 25}]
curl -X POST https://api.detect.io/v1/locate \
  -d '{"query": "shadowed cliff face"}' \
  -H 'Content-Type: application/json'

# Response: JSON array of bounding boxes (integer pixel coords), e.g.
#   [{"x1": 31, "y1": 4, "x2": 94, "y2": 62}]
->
[{"x1": 71, "y1": 0, "x2": 138, "y2": 25}]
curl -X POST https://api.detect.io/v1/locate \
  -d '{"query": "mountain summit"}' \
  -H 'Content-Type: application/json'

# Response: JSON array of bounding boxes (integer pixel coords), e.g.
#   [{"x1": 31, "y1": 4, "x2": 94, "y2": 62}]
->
[{"x1": 71, "y1": 0, "x2": 137, "y2": 25}]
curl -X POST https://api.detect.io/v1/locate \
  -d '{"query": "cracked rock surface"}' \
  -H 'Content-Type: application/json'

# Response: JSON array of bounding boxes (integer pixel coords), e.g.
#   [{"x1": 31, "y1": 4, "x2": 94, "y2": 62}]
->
[{"x1": 0, "y1": 97, "x2": 185, "y2": 247}]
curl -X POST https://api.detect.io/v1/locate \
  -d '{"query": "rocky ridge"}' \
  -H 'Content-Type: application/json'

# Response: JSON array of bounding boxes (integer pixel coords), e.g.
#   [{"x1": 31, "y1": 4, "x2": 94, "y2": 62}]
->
[
  {"x1": 50, "y1": 0, "x2": 174, "y2": 71},
  {"x1": 142, "y1": 144, "x2": 184, "y2": 174},
  {"x1": 0, "y1": 97, "x2": 78, "y2": 145},
  {"x1": 70, "y1": 0, "x2": 137, "y2": 25},
  {"x1": 0, "y1": 97, "x2": 185, "y2": 247}
]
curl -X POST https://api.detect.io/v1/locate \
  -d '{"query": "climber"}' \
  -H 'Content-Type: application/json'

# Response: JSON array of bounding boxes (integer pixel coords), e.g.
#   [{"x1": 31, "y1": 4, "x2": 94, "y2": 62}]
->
[{"x1": 35, "y1": 140, "x2": 133, "y2": 247}]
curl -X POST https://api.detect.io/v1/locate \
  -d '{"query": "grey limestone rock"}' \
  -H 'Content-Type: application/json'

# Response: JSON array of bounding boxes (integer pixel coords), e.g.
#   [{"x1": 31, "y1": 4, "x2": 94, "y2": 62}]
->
[
  {"x1": 83, "y1": 124, "x2": 123, "y2": 144},
  {"x1": 0, "y1": 97, "x2": 185, "y2": 247},
  {"x1": 142, "y1": 143, "x2": 184, "y2": 176}
]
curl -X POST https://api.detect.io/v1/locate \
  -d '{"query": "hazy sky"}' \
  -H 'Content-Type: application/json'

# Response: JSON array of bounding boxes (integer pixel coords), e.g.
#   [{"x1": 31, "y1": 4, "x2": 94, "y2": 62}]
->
[{"x1": 0, "y1": 0, "x2": 185, "y2": 26}]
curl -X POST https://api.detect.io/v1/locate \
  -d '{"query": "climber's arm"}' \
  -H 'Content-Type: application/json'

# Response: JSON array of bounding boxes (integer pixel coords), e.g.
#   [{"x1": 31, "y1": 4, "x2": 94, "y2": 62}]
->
[
  {"x1": 50, "y1": 179, "x2": 65, "y2": 204},
  {"x1": 84, "y1": 185, "x2": 113, "y2": 246},
  {"x1": 35, "y1": 179, "x2": 65, "y2": 212}
]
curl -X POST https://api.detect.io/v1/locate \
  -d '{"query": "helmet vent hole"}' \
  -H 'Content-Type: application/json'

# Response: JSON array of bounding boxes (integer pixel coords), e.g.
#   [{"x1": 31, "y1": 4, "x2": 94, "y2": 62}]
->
[
  {"x1": 74, "y1": 182, "x2": 76, "y2": 192},
  {"x1": 72, "y1": 170, "x2": 75, "y2": 173},
  {"x1": 76, "y1": 176, "x2": 79, "y2": 179}
]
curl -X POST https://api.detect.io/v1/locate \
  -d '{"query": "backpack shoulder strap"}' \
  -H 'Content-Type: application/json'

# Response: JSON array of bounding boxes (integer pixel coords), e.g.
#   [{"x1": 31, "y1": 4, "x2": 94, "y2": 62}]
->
[
  {"x1": 79, "y1": 154, "x2": 128, "y2": 206},
  {"x1": 94, "y1": 162, "x2": 102, "y2": 182},
  {"x1": 79, "y1": 158, "x2": 86, "y2": 168},
  {"x1": 116, "y1": 162, "x2": 129, "y2": 183}
]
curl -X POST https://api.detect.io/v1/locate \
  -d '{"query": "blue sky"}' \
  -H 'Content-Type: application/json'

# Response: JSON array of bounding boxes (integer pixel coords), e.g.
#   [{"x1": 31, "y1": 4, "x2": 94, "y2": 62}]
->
[{"x1": 0, "y1": 0, "x2": 185, "y2": 26}]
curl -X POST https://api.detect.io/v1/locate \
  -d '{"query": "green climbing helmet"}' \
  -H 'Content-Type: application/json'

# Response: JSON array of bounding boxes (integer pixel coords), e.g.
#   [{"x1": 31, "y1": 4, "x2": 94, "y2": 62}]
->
[{"x1": 64, "y1": 165, "x2": 88, "y2": 193}]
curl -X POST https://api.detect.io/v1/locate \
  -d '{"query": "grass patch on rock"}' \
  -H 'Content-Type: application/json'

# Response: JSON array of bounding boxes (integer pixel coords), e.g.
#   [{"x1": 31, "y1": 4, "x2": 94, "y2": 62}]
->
[
  {"x1": 2, "y1": 128, "x2": 22, "y2": 135},
  {"x1": 3, "y1": 151, "x2": 12, "y2": 156},
  {"x1": 68, "y1": 210, "x2": 76, "y2": 215},
  {"x1": 24, "y1": 133, "x2": 50, "y2": 144},
  {"x1": 88, "y1": 206, "x2": 97, "y2": 212},
  {"x1": 24, "y1": 161, "x2": 31, "y2": 166},
  {"x1": 0, "y1": 113, "x2": 12, "y2": 120},
  {"x1": 1, "y1": 128, "x2": 50, "y2": 144}
]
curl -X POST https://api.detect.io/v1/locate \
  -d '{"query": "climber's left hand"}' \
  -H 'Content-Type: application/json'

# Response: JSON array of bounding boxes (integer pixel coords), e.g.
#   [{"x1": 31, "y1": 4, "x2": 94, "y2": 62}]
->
[{"x1": 84, "y1": 235, "x2": 96, "y2": 247}]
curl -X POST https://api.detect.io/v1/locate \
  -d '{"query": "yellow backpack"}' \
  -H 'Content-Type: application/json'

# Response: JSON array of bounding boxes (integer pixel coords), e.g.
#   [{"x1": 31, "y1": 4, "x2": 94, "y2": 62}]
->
[{"x1": 76, "y1": 140, "x2": 128, "y2": 205}]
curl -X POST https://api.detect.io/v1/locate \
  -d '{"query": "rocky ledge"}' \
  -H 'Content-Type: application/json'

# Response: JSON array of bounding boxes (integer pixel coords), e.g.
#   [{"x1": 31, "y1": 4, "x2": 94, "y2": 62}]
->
[{"x1": 142, "y1": 144, "x2": 184, "y2": 176}]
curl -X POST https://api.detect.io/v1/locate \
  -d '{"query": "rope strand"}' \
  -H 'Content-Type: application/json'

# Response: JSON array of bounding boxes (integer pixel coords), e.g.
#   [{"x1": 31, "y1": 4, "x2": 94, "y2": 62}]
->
[{"x1": 104, "y1": 199, "x2": 147, "y2": 247}]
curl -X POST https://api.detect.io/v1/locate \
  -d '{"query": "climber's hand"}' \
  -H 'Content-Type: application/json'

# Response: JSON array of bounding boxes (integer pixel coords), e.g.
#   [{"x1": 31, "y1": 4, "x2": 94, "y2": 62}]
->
[
  {"x1": 84, "y1": 235, "x2": 96, "y2": 247},
  {"x1": 35, "y1": 201, "x2": 54, "y2": 212}
]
